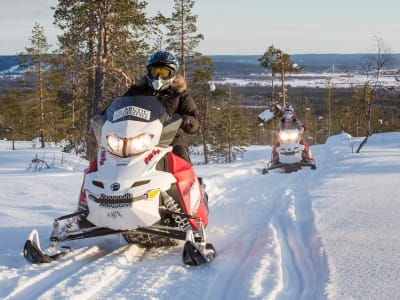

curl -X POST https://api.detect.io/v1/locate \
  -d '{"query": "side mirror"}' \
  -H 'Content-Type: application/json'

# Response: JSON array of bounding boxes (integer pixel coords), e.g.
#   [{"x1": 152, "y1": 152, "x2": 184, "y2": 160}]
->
[{"x1": 90, "y1": 114, "x2": 105, "y2": 145}]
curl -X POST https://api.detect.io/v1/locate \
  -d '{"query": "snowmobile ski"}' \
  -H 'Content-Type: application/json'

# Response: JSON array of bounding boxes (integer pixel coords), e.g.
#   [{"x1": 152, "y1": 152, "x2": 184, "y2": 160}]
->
[
  {"x1": 23, "y1": 229, "x2": 71, "y2": 264},
  {"x1": 182, "y1": 241, "x2": 216, "y2": 266}
]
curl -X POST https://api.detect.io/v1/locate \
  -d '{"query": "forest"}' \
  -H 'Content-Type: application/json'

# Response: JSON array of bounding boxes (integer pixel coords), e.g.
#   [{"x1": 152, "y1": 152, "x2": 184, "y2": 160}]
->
[{"x1": 0, "y1": 0, "x2": 399, "y2": 163}]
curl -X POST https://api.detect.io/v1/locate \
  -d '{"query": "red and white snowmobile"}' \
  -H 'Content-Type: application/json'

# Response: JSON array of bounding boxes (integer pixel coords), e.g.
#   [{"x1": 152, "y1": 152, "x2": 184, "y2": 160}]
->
[
  {"x1": 23, "y1": 96, "x2": 216, "y2": 266},
  {"x1": 262, "y1": 126, "x2": 316, "y2": 174}
]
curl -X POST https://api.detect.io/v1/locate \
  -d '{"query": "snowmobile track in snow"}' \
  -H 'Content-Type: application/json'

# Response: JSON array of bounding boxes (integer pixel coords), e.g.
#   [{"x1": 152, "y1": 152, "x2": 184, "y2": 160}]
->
[
  {"x1": 7, "y1": 242, "x2": 146, "y2": 300},
  {"x1": 201, "y1": 165, "x2": 328, "y2": 299},
  {"x1": 7, "y1": 245, "x2": 107, "y2": 299}
]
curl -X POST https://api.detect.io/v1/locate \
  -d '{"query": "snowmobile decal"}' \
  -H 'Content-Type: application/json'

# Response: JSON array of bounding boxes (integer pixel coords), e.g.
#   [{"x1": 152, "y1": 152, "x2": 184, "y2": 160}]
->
[
  {"x1": 113, "y1": 105, "x2": 151, "y2": 121},
  {"x1": 99, "y1": 149, "x2": 107, "y2": 165},
  {"x1": 144, "y1": 149, "x2": 161, "y2": 164}
]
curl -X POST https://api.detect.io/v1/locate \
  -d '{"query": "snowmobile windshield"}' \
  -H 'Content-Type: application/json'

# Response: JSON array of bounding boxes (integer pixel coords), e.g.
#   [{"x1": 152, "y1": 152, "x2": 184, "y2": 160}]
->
[
  {"x1": 91, "y1": 96, "x2": 182, "y2": 148},
  {"x1": 104, "y1": 96, "x2": 167, "y2": 124},
  {"x1": 280, "y1": 122, "x2": 302, "y2": 131}
]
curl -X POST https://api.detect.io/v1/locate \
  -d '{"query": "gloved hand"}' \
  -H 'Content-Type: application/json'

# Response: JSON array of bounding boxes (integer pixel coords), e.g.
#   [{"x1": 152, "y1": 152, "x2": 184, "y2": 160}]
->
[{"x1": 182, "y1": 115, "x2": 195, "y2": 132}]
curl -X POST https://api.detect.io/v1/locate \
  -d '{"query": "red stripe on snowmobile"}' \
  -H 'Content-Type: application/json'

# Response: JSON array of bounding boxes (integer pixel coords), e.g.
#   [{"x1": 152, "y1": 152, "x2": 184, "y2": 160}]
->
[
  {"x1": 166, "y1": 153, "x2": 208, "y2": 229},
  {"x1": 78, "y1": 158, "x2": 98, "y2": 206}
]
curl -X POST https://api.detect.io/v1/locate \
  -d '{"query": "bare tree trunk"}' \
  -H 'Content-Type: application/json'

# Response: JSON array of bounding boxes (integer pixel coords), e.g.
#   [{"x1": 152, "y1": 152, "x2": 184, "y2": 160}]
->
[
  {"x1": 281, "y1": 68, "x2": 286, "y2": 106},
  {"x1": 85, "y1": 31, "x2": 98, "y2": 161},
  {"x1": 202, "y1": 92, "x2": 209, "y2": 164},
  {"x1": 39, "y1": 67, "x2": 45, "y2": 148},
  {"x1": 180, "y1": 0, "x2": 186, "y2": 78}
]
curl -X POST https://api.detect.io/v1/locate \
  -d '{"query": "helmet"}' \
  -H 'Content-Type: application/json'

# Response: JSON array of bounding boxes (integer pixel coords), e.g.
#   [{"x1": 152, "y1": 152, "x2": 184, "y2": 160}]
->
[
  {"x1": 146, "y1": 51, "x2": 179, "y2": 91},
  {"x1": 282, "y1": 105, "x2": 294, "y2": 120}
]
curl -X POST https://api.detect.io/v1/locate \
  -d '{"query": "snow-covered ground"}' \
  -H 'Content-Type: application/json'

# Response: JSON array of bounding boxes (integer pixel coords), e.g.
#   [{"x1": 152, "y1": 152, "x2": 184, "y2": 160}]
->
[
  {"x1": 0, "y1": 132, "x2": 399, "y2": 300},
  {"x1": 213, "y1": 72, "x2": 400, "y2": 88}
]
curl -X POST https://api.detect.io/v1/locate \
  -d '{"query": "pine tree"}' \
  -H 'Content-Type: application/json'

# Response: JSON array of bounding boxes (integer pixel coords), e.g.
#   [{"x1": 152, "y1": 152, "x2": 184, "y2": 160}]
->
[
  {"x1": 259, "y1": 46, "x2": 302, "y2": 107},
  {"x1": 210, "y1": 87, "x2": 250, "y2": 163},
  {"x1": 259, "y1": 45, "x2": 280, "y2": 104},
  {"x1": 53, "y1": 0, "x2": 154, "y2": 159},
  {"x1": 0, "y1": 89, "x2": 32, "y2": 149},
  {"x1": 20, "y1": 23, "x2": 52, "y2": 148},
  {"x1": 165, "y1": 0, "x2": 204, "y2": 78},
  {"x1": 187, "y1": 54, "x2": 215, "y2": 163}
]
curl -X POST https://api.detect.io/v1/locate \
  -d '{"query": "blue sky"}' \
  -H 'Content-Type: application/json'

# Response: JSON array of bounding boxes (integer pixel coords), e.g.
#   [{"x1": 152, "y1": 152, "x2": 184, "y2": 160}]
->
[{"x1": 1, "y1": 0, "x2": 399, "y2": 55}]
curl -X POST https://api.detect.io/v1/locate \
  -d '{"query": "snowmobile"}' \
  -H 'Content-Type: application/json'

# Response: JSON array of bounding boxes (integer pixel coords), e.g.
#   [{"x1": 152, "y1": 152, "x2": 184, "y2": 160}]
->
[
  {"x1": 23, "y1": 95, "x2": 216, "y2": 266},
  {"x1": 262, "y1": 126, "x2": 316, "y2": 174}
]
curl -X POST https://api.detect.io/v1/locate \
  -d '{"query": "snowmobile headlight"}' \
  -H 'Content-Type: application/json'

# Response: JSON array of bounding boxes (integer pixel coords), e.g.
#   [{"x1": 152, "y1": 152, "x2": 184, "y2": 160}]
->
[
  {"x1": 106, "y1": 134, "x2": 124, "y2": 155},
  {"x1": 126, "y1": 133, "x2": 154, "y2": 156},
  {"x1": 279, "y1": 130, "x2": 299, "y2": 143},
  {"x1": 106, "y1": 133, "x2": 154, "y2": 157}
]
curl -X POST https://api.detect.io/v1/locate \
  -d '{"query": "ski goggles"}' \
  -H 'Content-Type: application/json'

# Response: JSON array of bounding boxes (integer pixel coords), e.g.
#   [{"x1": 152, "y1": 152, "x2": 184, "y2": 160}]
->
[{"x1": 148, "y1": 66, "x2": 175, "y2": 79}]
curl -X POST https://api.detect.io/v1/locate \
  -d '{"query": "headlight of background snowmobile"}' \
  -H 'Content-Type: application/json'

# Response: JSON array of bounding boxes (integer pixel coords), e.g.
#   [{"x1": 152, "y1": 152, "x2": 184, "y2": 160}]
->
[
  {"x1": 106, "y1": 133, "x2": 154, "y2": 157},
  {"x1": 279, "y1": 131, "x2": 300, "y2": 143}
]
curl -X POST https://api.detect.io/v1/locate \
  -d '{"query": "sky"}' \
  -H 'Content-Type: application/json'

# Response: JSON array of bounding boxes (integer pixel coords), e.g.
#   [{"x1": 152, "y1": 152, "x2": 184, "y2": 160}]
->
[
  {"x1": 1, "y1": 132, "x2": 400, "y2": 299},
  {"x1": 1, "y1": 0, "x2": 400, "y2": 54}
]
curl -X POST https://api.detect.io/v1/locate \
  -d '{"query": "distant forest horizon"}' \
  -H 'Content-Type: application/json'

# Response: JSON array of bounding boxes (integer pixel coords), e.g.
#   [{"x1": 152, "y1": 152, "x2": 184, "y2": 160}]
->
[{"x1": 1, "y1": 53, "x2": 400, "y2": 75}]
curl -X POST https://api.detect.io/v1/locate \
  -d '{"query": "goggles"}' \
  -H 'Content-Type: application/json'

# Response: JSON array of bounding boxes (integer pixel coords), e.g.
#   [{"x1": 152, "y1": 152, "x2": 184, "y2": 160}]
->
[{"x1": 148, "y1": 66, "x2": 174, "y2": 79}]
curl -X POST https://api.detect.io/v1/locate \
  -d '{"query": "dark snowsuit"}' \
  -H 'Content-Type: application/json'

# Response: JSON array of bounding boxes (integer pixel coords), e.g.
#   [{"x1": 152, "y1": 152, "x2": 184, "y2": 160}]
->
[{"x1": 124, "y1": 75, "x2": 200, "y2": 162}]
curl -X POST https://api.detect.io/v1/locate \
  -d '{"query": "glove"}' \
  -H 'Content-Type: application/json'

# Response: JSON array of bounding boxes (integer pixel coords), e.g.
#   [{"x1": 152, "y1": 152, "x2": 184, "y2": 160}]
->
[{"x1": 182, "y1": 115, "x2": 194, "y2": 132}]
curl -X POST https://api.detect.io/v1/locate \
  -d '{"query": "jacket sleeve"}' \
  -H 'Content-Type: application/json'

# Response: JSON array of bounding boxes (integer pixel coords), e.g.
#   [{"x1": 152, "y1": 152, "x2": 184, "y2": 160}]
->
[
  {"x1": 123, "y1": 85, "x2": 134, "y2": 96},
  {"x1": 178, "y1": 91, "x2": 201, "y2": 134}
]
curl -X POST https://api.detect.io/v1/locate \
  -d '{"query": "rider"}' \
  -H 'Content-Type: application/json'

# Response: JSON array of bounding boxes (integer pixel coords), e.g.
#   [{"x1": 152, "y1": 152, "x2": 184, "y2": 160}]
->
[
  {"x1": 77, "y1": 51, "x2": 201, "y2": 227},
  {"x1": 271, "y1": 104, "x2": 314, "y2": 164},
  {"x1": 123, "y1": 50, "x2": 200, "y2": 163}
]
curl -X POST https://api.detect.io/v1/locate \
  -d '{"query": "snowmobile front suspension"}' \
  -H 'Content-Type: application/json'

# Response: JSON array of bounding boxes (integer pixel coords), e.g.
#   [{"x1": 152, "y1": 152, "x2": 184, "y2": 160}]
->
[{"x1": 160, "y1": 191, "x2": 216, "y2": 266}]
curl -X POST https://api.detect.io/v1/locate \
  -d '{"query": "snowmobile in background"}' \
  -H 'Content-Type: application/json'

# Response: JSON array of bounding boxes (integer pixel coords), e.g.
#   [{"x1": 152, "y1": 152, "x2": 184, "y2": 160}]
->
[
  {"x1": 23, "y1": 96, "x2": 216, "y2": 266},
  {"x1": 262, "y1": 126, "x2": 316, "y2": 174}
]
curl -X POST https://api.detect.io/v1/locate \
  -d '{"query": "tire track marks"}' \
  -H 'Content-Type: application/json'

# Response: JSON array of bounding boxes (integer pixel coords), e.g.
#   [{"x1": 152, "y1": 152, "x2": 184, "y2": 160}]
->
[{"x1": 5, "y1": 245, "x2": 107, "y2": 300}]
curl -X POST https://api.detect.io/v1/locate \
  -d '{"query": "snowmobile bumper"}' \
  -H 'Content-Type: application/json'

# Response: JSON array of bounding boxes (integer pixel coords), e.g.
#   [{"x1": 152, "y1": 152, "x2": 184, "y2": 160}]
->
[{"x1": 263, "y1": 160, "x2": 316, "y2": 174}]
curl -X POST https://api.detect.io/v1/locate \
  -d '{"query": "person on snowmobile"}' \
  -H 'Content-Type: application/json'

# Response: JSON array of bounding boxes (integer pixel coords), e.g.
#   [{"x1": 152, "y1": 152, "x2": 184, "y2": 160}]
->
[
  {"x1": 123, "y1": 50, "x2": 200, "y2": 163},
  {"x1": 271, "y1": 104, "x2": 314, "y2": 164},
  {"x1": 77, "y1": 51, "x2": 201, "y2": 227}
]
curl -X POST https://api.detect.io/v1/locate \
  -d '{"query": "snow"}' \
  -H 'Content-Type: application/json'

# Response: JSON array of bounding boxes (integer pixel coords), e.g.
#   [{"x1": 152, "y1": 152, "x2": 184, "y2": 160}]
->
[
  {"x1": 213, "y1": 72, "x2": 399, "y2": 88},
  {"x1": 1, "y1": 132, "x2": 400, "y2": 300}
]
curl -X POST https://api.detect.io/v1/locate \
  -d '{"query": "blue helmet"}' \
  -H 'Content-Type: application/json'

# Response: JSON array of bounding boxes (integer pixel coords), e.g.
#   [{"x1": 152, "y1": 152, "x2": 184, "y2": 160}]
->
[
  {"x1": 282, "y1": 105, "x2": 294, "y2": 120},
  {"x1": 146, "y1": 51, "x2": 179, "y2": 91}
]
